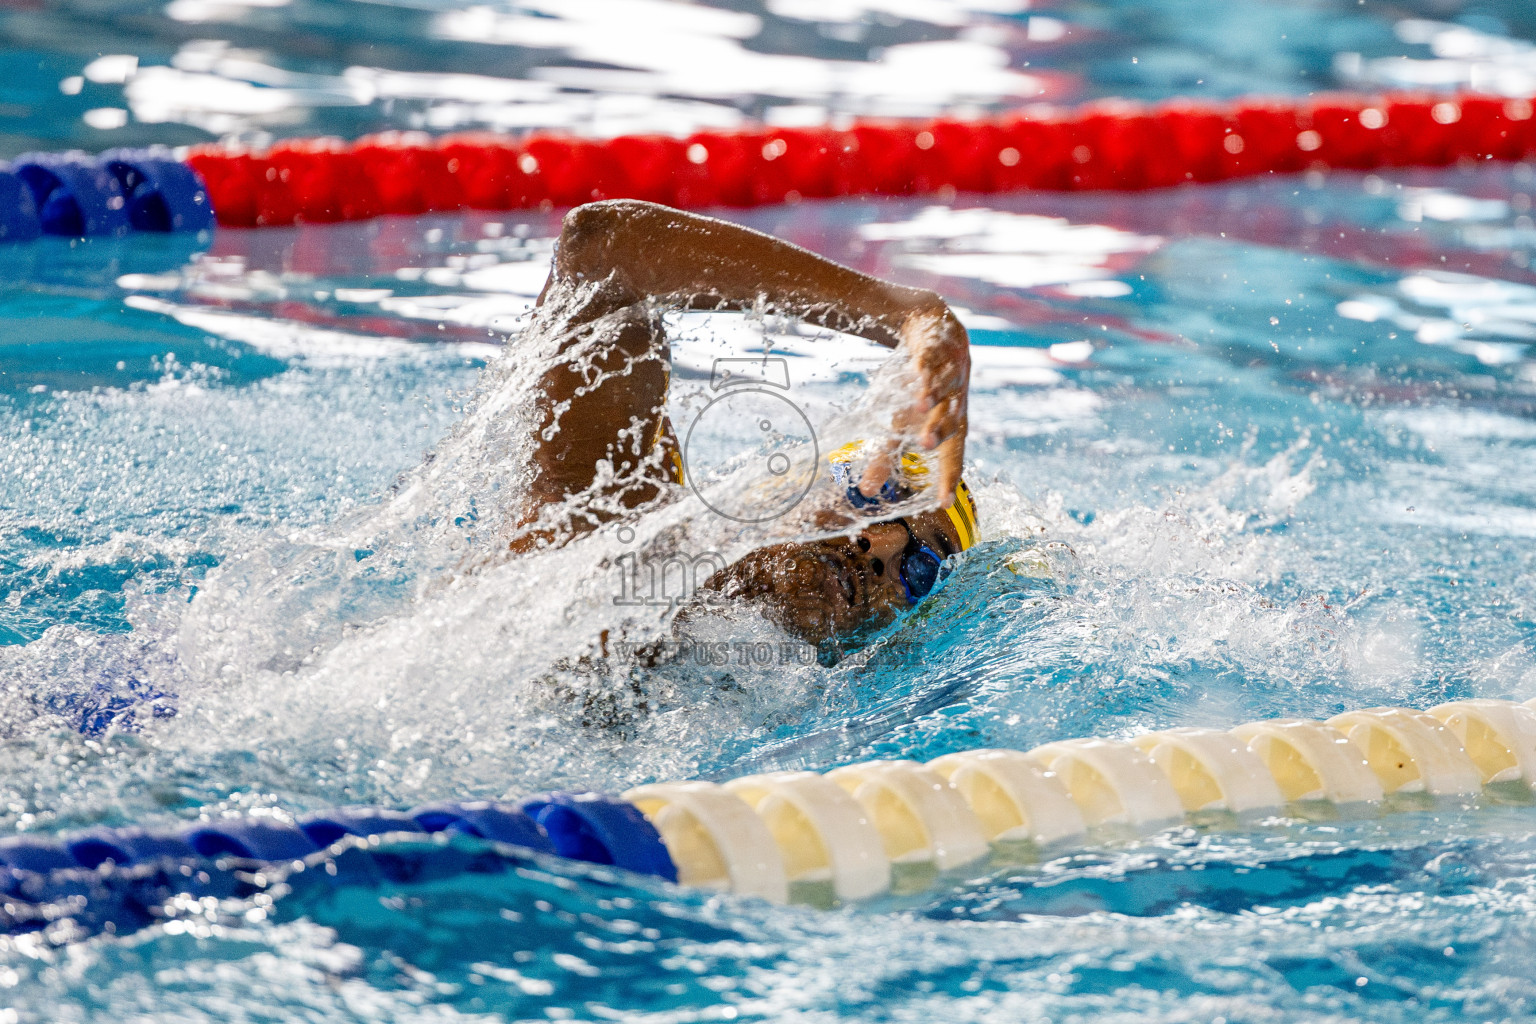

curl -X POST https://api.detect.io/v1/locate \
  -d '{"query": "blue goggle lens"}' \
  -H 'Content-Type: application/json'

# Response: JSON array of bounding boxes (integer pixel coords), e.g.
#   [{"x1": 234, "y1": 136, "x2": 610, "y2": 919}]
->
[
  {"x1": 894, "y1": 518, "x2": 950, "y2": 604},
  {"x1": 900, "y1": 549, "x2": 942, "y2": 600}
]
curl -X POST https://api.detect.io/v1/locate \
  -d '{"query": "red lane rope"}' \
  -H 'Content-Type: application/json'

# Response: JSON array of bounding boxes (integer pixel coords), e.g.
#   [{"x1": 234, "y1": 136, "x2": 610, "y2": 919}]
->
[{"x1": 185, "y1": 92, "x2": 1536, "y2": 228}]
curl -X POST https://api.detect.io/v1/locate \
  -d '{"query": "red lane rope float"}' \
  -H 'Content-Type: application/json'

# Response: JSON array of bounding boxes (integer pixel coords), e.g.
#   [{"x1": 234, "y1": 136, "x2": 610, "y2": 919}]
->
[{"x1": 185, "y1": 92, "x2": 1536, "y2": 228}]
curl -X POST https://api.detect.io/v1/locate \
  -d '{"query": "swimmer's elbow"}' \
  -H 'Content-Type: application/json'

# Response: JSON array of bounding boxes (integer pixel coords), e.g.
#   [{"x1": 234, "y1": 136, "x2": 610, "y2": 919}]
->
[
  {"x1": 555, "y1": 203, "x2": 614, "y2": 279},
  {"x1": 901, "y1": 288, "x2": 961, "y2": 332},
  {"x1": 909, "y1": 287, "x2": 945, "y2": 314},
  {"x1": 561, "y1": 200, "x2": 630, "y2": 241},
  {"x1": 563, "y1": 198, "x2": 663, "y2": 228},
  {"x1": 557, "y1": 200, "x2": 666, "y2": 277}
]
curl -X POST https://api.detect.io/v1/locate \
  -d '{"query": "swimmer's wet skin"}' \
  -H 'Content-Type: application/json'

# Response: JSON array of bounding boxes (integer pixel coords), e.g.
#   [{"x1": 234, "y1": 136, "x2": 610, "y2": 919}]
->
[{"x1": 522, "y1": 199, "x2": 974, "y2": 645}]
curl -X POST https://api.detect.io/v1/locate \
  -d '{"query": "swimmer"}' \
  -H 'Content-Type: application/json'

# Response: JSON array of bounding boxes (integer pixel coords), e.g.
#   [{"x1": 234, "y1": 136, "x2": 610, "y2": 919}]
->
[{"x1": 522, "y1": 199, "x2": 975, "y2": 647}]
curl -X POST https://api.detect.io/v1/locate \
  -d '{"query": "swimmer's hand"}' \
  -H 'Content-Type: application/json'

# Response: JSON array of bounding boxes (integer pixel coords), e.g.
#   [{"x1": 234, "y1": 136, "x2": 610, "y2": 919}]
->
[{"x1": 857, "y1": 306, "x2": 971, "y2": 507}]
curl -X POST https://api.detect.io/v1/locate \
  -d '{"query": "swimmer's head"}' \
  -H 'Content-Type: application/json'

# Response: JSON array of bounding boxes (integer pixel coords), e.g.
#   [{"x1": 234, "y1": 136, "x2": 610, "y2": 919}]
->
[
  {"x1": 825, "y1": 441, "x2": 978, "y2": 553},
  {"x1": 703, "y1": 441, "x2": 979, "y2": 647}
]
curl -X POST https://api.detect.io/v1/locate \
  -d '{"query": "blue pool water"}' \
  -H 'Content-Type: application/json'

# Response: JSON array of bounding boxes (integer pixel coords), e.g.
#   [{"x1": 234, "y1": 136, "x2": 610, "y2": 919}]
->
[{"x1": 6, "y1": 1, "x2": 1536, "y2": 1021}]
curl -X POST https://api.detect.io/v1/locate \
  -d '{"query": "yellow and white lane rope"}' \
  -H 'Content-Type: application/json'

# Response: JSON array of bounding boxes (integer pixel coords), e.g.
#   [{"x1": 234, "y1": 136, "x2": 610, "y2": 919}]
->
[{"x1": 622, "y1": 697, "x2": 1536, "y2": 905}]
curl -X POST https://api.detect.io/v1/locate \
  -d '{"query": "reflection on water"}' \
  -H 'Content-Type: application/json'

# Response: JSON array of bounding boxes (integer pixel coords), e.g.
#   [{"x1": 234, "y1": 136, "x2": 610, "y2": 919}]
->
[{"x1": 9, "y1": 0, "x2": 1536, "y2": 157}]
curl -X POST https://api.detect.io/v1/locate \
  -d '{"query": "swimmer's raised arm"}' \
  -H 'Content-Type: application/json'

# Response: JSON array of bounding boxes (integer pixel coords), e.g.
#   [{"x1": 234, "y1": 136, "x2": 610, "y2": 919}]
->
[
  {"x1": 548, "y1": 200, "x2": 934, "y2": 346},
  {"x1": 542, "y1": 200, "x2": 970, "y2": 502}
]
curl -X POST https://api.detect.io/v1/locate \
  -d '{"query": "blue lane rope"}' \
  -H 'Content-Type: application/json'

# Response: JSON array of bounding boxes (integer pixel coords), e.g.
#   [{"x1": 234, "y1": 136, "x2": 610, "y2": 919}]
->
[
  {"x1": 98, "y1": 147, "x2": 215, "y2": 233},
  {"x1": 522, "y1": 792, "x2": 678, "y2": 880},
  {"x1": 14, "y1": 152, "x2": 132, "y2": 237},
  {"x1": 412, "y1": 801, "x2": 559, "y2": 854},
  {"x1": 2, "y1": 148, "x2": 211, "y2": 241},
  {"x1": 0, "y1": 164, "x2": 41, "y2": 242},
  {"x1": 0, "y1": 794, "x2": 675, "y2": 939}
]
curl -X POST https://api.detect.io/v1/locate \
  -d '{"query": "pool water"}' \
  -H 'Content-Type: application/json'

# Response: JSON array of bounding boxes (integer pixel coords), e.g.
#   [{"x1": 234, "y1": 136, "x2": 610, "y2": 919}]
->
[{"x1": 5, "y1": 0, "x2": 1536, "y2": 1021}]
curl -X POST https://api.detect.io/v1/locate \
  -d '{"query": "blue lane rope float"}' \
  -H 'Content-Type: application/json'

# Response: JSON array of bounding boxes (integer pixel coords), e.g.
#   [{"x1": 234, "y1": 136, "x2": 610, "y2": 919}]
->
[
  {"x1": 520, "y1": 792, "x2": 678, "y2": 881},
  {"x1": 412, "y1": 801, "x2": 558, "y2": 854},
  {"x1": 4, "y1": 698, "x2": 1536, "y2": 941},
  {"x1": 297, "y1": 807, "x2": 426, "y2": 849},
  {"x1": 98, "y1": 147, "x2": 215, "y2": 234},
  {"x1": 0, "y1": 838, "x2": 78, "y2": 874},
  {"x1": 67, "y1": 828, "x2": 198, "y2": 869},
  {"x1": 13, "y1": 152, "x2": 132, "y2": 238},
  {"x1": 3, "y1": 148, "x2": 212, "y2": 240},
  {"x1": 0, "y1": 163, "x2": 41, "y2": 243},
  {"x1": 184, "y1": 818, "x2": 322, "y2": 862}
]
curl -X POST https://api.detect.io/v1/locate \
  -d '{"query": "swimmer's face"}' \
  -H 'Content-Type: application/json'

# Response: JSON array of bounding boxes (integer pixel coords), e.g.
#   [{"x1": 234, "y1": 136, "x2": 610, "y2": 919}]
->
[{"x1": 705, "y1": 507, "x2": 963, "y2": 646}]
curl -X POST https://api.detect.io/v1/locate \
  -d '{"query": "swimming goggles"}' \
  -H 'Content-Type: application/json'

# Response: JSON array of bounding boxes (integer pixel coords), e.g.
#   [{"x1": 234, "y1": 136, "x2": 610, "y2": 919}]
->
[
  {"x1": 891, "y1": 515, "x2": 949, "y2": 605},
  {"x1": 826, "y1": 441, "x2": 978, "y2": 552}
]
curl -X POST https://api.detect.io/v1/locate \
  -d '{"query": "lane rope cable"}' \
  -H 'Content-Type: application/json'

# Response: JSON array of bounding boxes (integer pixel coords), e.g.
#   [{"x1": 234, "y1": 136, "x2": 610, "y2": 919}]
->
[{"x1": 6, "y1": 696, "x2": 1536, "y2": 937}]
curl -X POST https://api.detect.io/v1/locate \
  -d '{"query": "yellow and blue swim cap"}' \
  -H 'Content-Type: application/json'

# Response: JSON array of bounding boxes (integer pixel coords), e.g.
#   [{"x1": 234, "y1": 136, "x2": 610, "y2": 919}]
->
[{"x1": 827, "y1": 441, "x2": 978, "y2": 551}]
